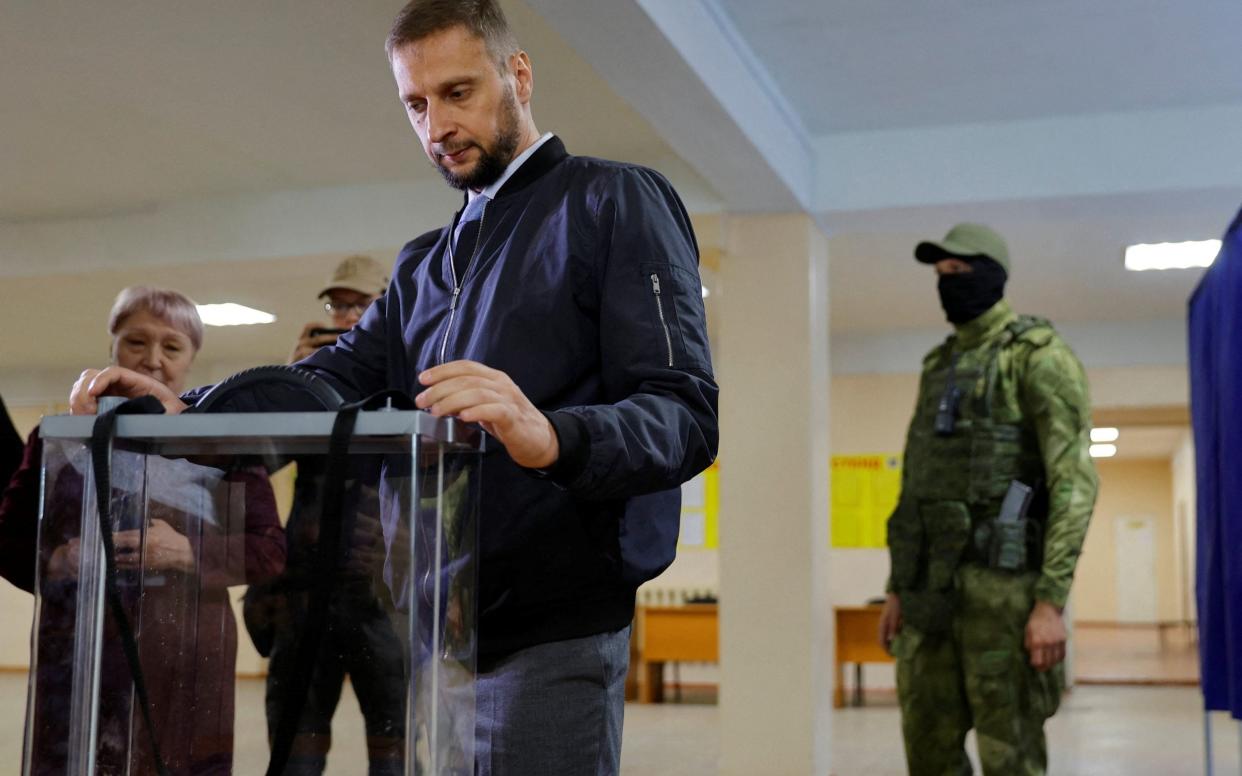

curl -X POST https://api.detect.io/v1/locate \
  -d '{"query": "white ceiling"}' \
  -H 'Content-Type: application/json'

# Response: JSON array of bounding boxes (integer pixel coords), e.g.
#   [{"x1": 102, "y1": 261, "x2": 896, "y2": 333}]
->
[
  {"x1": 705, "y1": 0, "x2": 1241, "y2": 332},
  {"x1": 0, "y1": 0, "x2": 724, "y2": 374},
  {"x1": 0, "y1": 0, "x2": 1237, "y2": 375},
  {"x1": 713, "y1": 0, "x2": 1242, "y2": 133},
  {"x1": 0, "y1": 0, "x2": 711, "y2": 223}
]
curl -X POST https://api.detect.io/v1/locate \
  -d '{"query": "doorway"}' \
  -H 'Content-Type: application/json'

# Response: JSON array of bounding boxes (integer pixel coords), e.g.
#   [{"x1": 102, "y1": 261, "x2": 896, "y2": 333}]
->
[{"x1": 1115, "y1": 515, "x2": 1158, "y2": 623}]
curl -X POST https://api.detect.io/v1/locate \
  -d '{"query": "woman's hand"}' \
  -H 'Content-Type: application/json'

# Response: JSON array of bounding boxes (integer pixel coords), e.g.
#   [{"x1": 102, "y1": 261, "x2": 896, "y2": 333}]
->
[
  {"x1": 70, "y1": 366, "x2": 187, "y2": 415},
  {"x1": 114, "y1": 519, "x2": 195, "y2": 573}
]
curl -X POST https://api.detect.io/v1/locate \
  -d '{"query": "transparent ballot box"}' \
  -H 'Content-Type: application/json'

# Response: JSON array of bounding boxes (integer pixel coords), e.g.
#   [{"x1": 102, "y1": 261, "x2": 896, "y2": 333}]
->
[{"x1": 27, "y1": 410, "x2": 482, "y2": 775}]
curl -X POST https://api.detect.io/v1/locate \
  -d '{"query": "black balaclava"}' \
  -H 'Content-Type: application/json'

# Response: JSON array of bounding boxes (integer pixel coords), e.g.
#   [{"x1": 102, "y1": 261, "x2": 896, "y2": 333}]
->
[{"x1": 937, "y1": 257, "x2": 1008, "y2": 324}]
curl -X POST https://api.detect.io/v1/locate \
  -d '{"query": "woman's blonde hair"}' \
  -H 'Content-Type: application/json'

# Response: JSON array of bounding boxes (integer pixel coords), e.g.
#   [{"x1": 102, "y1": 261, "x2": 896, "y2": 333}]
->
[{"x1": 107, "y1": 286, "x2": 204, "y2": 352}]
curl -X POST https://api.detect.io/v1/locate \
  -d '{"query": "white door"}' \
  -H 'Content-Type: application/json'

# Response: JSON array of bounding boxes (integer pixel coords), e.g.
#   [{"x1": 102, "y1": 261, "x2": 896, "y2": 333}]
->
[
  {"x1": 1115, "y1": 515, "x2": 1158, "y2": 623},
  {"x1": 1175, "y1": 501, "x2": 1195, "y2": 623}
]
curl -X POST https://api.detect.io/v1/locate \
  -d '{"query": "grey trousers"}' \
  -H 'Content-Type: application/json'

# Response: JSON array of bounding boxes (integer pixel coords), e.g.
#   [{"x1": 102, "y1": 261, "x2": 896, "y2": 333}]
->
[{"x1": 475, "y1": 625, "x2": 631, "y2": 776}]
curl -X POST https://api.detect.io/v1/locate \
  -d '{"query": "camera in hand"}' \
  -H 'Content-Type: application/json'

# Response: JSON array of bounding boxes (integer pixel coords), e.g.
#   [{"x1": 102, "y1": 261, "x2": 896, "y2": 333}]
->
[{"x1": 309, "y1": 327, "x2": 348, "y2": 339}]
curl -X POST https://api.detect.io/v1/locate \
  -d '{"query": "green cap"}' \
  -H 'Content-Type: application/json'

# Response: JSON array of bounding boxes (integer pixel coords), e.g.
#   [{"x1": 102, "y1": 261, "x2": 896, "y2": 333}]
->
[{"x1": 915, "y1": 223, "x2": 1010, "y2": 274}]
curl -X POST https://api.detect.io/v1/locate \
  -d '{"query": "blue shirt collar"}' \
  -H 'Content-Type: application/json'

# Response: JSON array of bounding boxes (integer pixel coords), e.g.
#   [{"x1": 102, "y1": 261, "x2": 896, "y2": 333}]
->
[{"x1": 468, "y1": 132, "x2": 555, "y2": 203}]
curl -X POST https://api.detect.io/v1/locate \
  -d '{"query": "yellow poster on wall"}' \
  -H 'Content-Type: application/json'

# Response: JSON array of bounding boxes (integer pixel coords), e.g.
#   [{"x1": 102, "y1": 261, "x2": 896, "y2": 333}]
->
[
  {"x1": 831, "y1": 454, "x2": 902, "y2": 548},
  {"x1": 679, "y1": 460, "x2": 719, "y2": 549}
]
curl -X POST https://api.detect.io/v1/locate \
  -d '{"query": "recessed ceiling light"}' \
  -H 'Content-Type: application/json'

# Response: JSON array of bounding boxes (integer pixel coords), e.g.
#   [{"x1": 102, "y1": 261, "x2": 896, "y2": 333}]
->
[
  {"x1": 1124, "y1": 239, "x2": 1221, "y2": 271},
  {"x1": 1091, "y1": 427, "x2": 1120, "y2": 443},
  {"x1": 1089, "y1": 443, "x2": 1117, "y2": 459},
  {"x1": 196, "y1": 303, "x2": 276, "y2": 326}
]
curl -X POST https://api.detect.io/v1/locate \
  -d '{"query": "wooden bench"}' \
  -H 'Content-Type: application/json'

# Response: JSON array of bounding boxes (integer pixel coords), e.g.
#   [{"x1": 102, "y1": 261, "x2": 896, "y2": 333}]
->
[
  {"x1": 629, "y1": 603, "x2": 894, "y2": 706},
  {"x1": 634, "y1": 604, "x2": 718, "y2": 703},
  {"x1": 834, "y1": 605, "x2": 893, "y2": 707}
]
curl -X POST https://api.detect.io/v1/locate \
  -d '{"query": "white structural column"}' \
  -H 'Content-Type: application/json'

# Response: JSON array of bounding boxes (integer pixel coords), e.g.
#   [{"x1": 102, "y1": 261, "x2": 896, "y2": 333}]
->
[{"x1": 717, "y1": 214, "x2": 832, "y2": 775}]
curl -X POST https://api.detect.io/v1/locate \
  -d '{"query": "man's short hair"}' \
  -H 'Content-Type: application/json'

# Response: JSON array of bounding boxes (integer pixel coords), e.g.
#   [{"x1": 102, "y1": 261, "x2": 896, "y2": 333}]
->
[
  {"x1": 385, "y1": 0, "x2": 519, "y2": 72},
  {"x1": 108, "y1": 286, "x2": 204, "y2": 352}
]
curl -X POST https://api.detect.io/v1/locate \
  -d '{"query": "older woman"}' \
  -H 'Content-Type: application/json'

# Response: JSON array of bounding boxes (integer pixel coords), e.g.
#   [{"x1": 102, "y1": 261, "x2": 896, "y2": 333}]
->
[{"x1": 0, "y1": 286, "x2": 286, "y2": 775}]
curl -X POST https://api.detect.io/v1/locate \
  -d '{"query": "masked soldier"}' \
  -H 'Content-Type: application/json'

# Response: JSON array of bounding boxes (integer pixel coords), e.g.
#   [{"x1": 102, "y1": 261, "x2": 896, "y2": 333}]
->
[{"x1": 878, "y1": 223, "x2": 1099, "y2": 775}]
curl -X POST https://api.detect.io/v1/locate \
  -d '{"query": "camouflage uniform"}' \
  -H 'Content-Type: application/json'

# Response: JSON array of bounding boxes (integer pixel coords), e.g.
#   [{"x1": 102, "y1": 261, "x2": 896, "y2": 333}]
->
[{"x1": 887, "y1": 300, "x2": 1098, "y2": 776}]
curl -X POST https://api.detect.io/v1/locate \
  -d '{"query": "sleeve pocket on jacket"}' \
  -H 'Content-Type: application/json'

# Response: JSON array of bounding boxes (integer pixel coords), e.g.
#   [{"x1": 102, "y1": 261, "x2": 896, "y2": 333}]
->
[{"x1": 639, "y1": 261, "x2": 712, "y2": 372}]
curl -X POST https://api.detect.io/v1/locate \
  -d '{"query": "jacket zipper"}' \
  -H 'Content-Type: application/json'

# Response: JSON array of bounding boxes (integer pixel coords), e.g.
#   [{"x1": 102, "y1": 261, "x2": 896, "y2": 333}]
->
[
  {"x1": 439, "y1": 201, "x2": 488, "y2": 364},
  {"x1": 650, "y1": 273, "x2": 674, "y2": 368}
]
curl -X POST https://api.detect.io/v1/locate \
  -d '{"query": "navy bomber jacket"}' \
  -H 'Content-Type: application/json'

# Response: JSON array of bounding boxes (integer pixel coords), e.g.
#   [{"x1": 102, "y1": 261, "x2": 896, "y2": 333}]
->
[{"x1": 298, "y1": 137, "x2": 718, "y2": 657}]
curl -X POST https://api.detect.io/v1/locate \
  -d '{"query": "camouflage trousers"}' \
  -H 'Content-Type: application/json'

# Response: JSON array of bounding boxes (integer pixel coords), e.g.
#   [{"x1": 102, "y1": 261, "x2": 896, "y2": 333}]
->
[{"x1": 892, "y1": 565, "x2": 1064, "y2": 776}]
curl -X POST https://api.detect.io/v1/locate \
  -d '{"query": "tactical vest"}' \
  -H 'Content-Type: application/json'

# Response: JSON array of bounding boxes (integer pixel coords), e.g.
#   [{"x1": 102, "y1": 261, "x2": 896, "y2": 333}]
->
[{"x1": 889, "y1": 315, "x2": 1052, "y2": 634}]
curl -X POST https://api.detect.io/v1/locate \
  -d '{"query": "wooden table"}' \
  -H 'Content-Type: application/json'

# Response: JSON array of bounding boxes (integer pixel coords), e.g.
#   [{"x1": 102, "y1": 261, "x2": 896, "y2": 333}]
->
[
  {"x1": 834, "y1": 605, "x2": 893, "y2": 707},
  {"x1": 631, "y1": 603, "x2": 893, "y2": 706},
  {"x1": 634, "y1": 604, "x2": 719, "y2": 703}
]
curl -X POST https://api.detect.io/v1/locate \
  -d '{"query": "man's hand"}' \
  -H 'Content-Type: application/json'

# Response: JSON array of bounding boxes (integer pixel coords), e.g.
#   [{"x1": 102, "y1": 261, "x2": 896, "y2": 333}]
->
[
  {"x1": 114, "y1": 519, "x2": 195, "y2": 573},
  {"x1": 416, "y1": 360, "x2": 559, "y2": 469},
  {"x1": 70, "y1": 367, "x2": 187, "y2": 416},
  {"x1": 288, "y1": 322, "x2": 341, "y2": 364},
  {"x1": 1025, "y1": 600, "x2": 1067, "y2": 671},
  {"x1": 878, "y1": 592, "x2": 903, "y2": 653}
]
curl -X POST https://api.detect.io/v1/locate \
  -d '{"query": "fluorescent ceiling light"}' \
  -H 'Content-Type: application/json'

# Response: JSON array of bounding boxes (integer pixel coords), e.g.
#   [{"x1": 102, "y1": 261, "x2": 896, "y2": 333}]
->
[
  {"x1": 1089, "y1": 443, "x2": 1117, "y2": 459},
  {"x1": 1090, "y1": 427, "x2": 1120, "y2": 443},
  {"x1": 196, "y1": 303, "x2": 276, "y2": 327},
  {"x1": 1124, "y1": 239, "x2": 1220, "y2": 271}
]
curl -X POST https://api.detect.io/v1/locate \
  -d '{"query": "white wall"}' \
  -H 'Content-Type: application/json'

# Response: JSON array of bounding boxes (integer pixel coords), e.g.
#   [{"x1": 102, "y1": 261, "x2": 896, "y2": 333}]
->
[
  {"x1": 815, "y1": 104, "x2": 1242, "y2": 211},
  {"x1": 1171, "y1": 432, "x2": 1197, "y2": 623},
  {"x1": 832, "y1": 318, "x2": 1188, "y2": 376},
  {"x1": 1074, "y1": 458, "x2": 1180, "y2": 623}
]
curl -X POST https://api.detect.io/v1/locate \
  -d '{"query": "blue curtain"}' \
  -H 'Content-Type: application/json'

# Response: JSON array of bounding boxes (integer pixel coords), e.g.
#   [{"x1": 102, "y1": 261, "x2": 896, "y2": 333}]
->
[{"x1": 1189, "y1": 206, "x2": 1242, "y2": 720}]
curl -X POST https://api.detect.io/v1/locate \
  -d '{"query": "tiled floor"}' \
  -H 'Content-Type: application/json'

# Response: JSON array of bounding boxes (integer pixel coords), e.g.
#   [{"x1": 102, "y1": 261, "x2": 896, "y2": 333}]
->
[
  {"x1": 619, "y1": 685, "x2": 1241, "y2": 776},
  {"x1": 1073, "y1": 623, "x2": 1199, "y2": 685},
  {"x1": 0, "y1": 628, "x2": 1223, "y2": 774},
  {"x1": 1, "y1": 672, "x2": 1236, "y2": 775}
]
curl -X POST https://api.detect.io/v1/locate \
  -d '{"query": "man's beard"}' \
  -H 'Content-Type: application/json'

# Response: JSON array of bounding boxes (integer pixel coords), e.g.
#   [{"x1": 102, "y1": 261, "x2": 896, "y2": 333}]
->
[{"x1": 433, "y1": 87, "x2": 522, "y2": 191}]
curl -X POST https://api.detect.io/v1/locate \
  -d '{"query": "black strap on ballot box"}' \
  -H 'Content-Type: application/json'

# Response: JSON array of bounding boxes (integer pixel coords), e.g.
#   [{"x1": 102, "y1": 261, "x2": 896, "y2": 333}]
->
[
  {"x1": 90, "y1": 395, "x2": 172, "y2": 776},
  {"x1": 264, "y1": 389, "x2": 417, "y2": 776},
  {"x1": 264, "y1": 404, "x2": 356, "y2": 776}
]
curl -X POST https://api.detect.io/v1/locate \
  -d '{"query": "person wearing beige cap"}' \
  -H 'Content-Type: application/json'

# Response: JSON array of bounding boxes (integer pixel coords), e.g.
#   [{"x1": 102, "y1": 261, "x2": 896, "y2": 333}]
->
[
  {"x1": 879, "y1": 223, "x2": 1098, "y2": 775},
  {"x1": 259, "y1": 253, "x2": 405, "y2": 773},
  {"x1": 288, "y1": 255, "x2": 390, "y2": 363}
]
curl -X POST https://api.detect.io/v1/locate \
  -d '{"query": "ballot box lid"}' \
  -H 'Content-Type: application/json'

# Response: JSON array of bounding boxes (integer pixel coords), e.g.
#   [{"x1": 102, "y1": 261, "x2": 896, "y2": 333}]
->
[{"x1": 39, "y1": 410, "x2": 483, "y2": 455}]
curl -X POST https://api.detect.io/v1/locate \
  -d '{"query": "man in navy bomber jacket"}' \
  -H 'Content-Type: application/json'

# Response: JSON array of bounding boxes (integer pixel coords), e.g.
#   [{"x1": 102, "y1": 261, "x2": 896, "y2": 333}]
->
[{"x1": 71, "y1": 1, "x2": 718, "y2": 773}]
